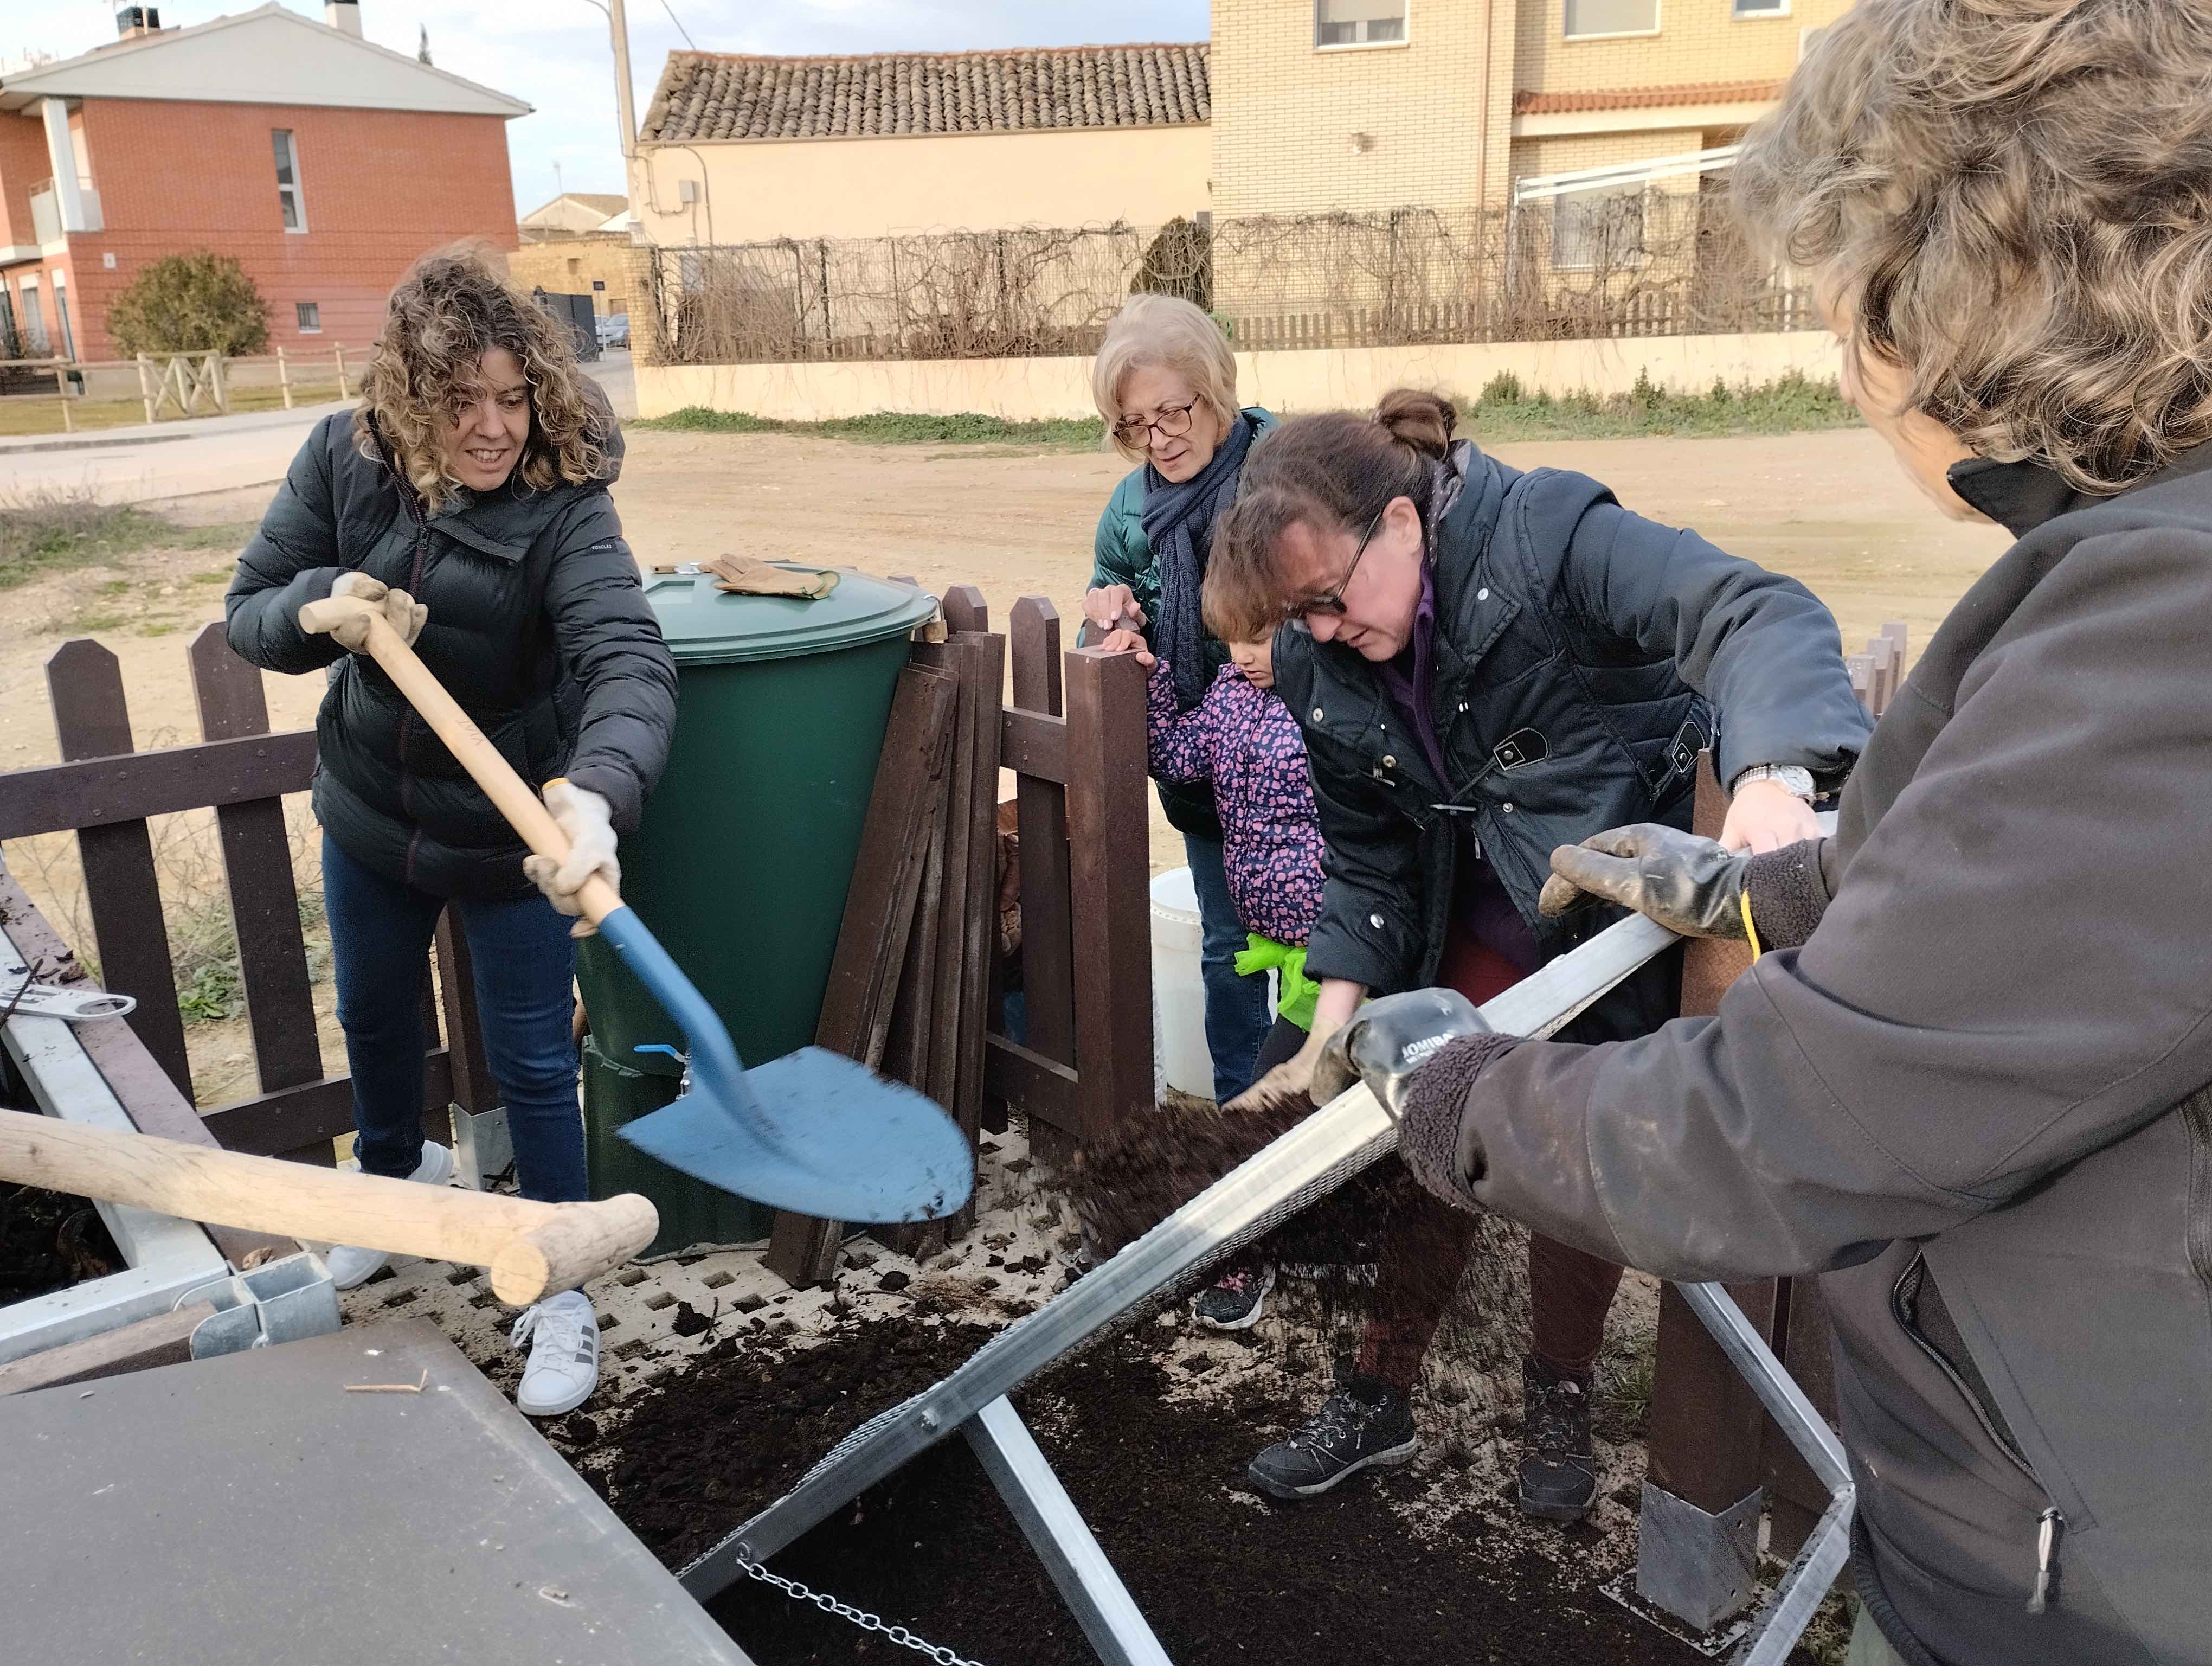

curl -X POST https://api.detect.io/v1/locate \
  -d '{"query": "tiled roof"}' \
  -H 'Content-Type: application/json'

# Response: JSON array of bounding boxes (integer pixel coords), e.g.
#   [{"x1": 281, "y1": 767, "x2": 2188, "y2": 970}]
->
[
  {"x1": 641, "y1": 43, "x2": 1210, "y2": 143},
  {"x1": 1514, "y1": 79, "x2": 1783, "y2": 116}
]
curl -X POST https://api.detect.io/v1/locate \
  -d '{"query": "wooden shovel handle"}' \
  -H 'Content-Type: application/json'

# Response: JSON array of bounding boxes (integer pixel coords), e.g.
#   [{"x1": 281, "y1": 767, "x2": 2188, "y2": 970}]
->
[
  {"x1": 357, "y1": 611, "x2": 622, "y2": 924},
  {"x1": 0, "y1": 1108, "x2": 655, "y2": 1305}
]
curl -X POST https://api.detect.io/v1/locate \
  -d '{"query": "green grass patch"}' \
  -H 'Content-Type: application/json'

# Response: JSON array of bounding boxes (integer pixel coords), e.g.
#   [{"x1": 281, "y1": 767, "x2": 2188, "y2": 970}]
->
[
  {"x1": 637, "y1": 407, "x2": 1107, "y2": 447},
  {"x1": 0, "y1": 489, "x2": 252, "y2": 590},
  {"x1": 1462, "y1": 369, "x2": 1859, "y2": 443},
  {"x1": 635, "y1": 374, "x2": 1854, "y2": 452}
]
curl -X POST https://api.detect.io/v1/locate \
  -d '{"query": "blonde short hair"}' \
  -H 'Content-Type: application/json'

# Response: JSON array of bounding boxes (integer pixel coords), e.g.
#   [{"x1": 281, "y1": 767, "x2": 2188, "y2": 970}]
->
[
  {"x1": 1091, "y1": 293, "x2": 1238, "y2": 462},
  {"x1": 1734, "y1": 0, "x2": 2212, "y2": 496}
]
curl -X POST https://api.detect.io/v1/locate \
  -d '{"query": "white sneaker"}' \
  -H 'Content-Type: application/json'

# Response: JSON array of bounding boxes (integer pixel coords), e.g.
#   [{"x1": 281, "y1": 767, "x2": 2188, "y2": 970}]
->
[
  {"x1": 326, "y1": 1140, "x2": 457, "y2": 1290},
  {"x1": 511, "y1": 1289, "x2": 601, "y2": 1418}
]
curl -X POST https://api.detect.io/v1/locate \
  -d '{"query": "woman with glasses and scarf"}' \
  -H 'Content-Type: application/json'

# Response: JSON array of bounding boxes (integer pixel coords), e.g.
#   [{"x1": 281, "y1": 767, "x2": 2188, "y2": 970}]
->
[
  {"x1": 1168, "y1": 387, "x2": 1870, "y2": 1516},
  {"x1": 1084, "y1": 295, "x2": 1278, "y2": 1107}
]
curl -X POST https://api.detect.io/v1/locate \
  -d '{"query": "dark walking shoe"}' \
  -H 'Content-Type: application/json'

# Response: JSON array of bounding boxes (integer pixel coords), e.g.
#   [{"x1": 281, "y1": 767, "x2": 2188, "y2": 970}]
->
[
  {"x1": 1191, "y1": 1261, "x2": 1276, "y2": 1330},
  {"x1": 1516, "y1": 1355, "x2": 1598, "y2": 1522},
  {"x1": 1247, "y1": 1365, "x2": 1418, "y2": 1499}
]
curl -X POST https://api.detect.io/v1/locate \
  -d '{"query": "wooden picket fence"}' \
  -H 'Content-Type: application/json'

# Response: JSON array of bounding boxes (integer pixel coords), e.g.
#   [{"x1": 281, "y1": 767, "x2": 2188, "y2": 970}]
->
[{"x1": 0, "y1": 623, "x2": 494, "y2": 1164}]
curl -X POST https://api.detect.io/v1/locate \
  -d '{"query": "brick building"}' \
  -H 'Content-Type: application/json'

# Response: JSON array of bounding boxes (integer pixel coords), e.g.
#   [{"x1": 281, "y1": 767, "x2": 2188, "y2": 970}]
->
[{"x1": 0, "y1": 2, "x2": 528, "y2": 363}]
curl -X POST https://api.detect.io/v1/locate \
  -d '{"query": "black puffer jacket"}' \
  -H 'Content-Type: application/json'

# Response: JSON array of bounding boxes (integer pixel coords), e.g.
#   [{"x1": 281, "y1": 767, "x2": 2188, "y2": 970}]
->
[
  {"x1": 1274, "y1": 442, "x2": 1870, "y2": 1038},
  {"x1": 226, "y1": 395, "x2": 677, "y2": 899}
]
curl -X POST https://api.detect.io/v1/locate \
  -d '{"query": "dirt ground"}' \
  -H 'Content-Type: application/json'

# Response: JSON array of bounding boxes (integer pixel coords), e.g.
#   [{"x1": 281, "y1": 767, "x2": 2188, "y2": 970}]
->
[{"x1": 0, "y1": 424, "x2": 2009, "y2": 1106}]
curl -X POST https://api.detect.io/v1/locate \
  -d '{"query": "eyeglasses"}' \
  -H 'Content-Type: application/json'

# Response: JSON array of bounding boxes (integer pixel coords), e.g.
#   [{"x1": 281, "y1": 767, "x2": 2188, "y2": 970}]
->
[
  {"x1": 1112, "y1": 398, "x2": 1199, "y2": 450},
  {"x1": 1285, "y1": 503, "x2": 1387, "y2": 619}
]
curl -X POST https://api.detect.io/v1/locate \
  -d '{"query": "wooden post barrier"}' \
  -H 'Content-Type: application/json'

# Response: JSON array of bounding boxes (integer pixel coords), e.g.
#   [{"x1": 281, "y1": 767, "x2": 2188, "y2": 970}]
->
[
  {"x1": 981, "y1": 598, "x2": 1153, "y2": 1169},
  {"x1": 2, "y1": 631, "x2": 485, "y2": 1164},
  {"x1": 1638, "y1": 635, "x2": 1904, "y2": 1628}
]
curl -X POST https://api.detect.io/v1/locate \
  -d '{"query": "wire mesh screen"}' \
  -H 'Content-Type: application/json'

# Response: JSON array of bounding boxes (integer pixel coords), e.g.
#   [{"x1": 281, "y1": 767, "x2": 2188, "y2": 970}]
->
[{"x1": 632, "y1": 196, "x2": 1814, "y2": 368}]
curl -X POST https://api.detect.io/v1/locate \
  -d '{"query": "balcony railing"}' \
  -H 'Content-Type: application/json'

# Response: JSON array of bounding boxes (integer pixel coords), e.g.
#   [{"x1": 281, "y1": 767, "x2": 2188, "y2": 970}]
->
[{"x1": 29, "y1": 177, "x2": 102, "y2": 242}]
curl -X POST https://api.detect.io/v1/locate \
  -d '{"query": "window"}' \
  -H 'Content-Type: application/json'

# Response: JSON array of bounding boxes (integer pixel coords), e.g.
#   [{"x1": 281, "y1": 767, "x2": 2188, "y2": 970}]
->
[
  {"x1": 1316, "y1": 0, "x2": 1406, "y2": 48},
  {"x1": 0, "y1": 289, "x2": 17, "y2": 358},
  {"x1": 273, "y1": 129, "x2": 306, "y2": 232},
  {"x1": 295, "y1": 301, "x2": 322, "y2": 334},
  {"x1": 18, "y1": 276, "x2": 47, "y2": 353},
  {"x1": 1733, "y1": 0, "x2": 1787, "y2": 14},
  {"x1": 51, "y1": 273, "x2": 74, "y2": 360},
  {"x1": 1563, "y1": 0, "x2": 1659, "y2": 39},
  {"x1": 1552, "y1": 184, "x2": 1647, "y2": 269}
]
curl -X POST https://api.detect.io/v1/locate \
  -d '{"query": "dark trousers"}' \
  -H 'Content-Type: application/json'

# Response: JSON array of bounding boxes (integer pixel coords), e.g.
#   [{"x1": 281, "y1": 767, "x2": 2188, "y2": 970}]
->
[
  {"x1": 1182, "y1": 831, "x2": 1274, "y2": 1104},
  {"x1": 323, "y1": 834, "x2": 588, "y2": 1204},
  {"x1": 1352, "y1": 931, "x2": 1625, "y2": 1394}
]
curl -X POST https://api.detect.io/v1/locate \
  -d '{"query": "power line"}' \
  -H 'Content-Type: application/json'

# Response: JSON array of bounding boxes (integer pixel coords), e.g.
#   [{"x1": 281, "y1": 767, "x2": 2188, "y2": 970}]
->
[{"x1": 657, "y1": 0, "x2": 696, "y2": 49}]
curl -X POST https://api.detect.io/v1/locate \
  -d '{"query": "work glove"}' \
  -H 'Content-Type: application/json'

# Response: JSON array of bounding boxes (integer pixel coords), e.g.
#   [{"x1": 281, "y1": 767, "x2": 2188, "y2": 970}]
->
[
  {"x1": 1536, "y1": 823, "x2": 1747, "y2": 940},
  {"x1": 522, "y1": 779, "x2": 618, "y2": 935},
  {"x1": 298, "y1": 572, "x2": 427, "y2": 653},
  {"x1": 1226, "y1": 1018, "x2": 1338, "y2": 1118},
  {"x1": 1311, "y1": 988, "x2": 1492, "y2": 1123}
]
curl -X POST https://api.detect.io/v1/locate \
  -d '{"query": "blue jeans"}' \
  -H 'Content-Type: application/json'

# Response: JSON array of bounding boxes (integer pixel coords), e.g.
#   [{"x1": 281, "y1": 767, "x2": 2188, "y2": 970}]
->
[
  {"x1": 1182, "y1": 832, "x2": 1274, "y2": 1104},
  {"x1": 323, "y1": 834, "x2": 587, "y2": 1203}
]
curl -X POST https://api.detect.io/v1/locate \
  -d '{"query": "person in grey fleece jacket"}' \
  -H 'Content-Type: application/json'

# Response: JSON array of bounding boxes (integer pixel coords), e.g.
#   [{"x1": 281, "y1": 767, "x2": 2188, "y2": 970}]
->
[{"x1": 1315, "y1": 4, "x2": 2212, "y2": 1663}]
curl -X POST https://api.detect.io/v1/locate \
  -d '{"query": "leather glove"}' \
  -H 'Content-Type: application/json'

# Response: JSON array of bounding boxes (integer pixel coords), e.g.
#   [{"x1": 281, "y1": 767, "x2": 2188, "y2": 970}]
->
[
  {"x1": 299, "y1": 572, "x2": 427, "y2": 652},
  {"x1": 1312, "y1": 988, "x2": 1492, "y2": 1122},
  {"x1": 1536, "y1": 822, "x2": 1748, "y2": 940},
  {"x1": 522, "y1": 779, "x2": 618, "y2": 935},
  {"x1": 1226, "y1": 1019, "x2": 1336, "y2": 1118}
]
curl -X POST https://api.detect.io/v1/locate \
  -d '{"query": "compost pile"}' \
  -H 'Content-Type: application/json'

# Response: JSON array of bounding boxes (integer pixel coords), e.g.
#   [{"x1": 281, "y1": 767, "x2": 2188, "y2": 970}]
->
[
  {"x1": 576, "y1": 1311, "x2": 1790, "y2": 1666},
  {"x1": 1, "y1": 1183, "x2": 121, "y2": 1306}
]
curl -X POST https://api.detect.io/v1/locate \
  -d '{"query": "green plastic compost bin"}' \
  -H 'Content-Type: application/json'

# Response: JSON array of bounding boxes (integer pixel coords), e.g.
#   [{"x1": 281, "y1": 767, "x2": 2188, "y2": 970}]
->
[{"x1": 574, "y1": 566, "x2": 938, "y2": 1250}]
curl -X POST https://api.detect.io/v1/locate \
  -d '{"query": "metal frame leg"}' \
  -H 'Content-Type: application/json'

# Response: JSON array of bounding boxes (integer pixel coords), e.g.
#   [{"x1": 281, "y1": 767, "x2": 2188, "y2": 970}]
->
[
  {"x1": 1674, "y1": 1283, "x2": 1855, "y2": 1666},
  {"x1": 963, "y1": 1397, "x2": 1173, "y2": 1666}
]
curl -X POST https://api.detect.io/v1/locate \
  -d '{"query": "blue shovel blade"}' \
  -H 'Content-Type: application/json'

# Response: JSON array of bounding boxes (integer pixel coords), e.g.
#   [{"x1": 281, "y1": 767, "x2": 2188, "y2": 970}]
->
[
  {"x1": 619, "y1": 1046, "x2": 973, "y2": 1223},
  {"x1": 589, "y1": 905, "x2": 971, "y2": 1222}
]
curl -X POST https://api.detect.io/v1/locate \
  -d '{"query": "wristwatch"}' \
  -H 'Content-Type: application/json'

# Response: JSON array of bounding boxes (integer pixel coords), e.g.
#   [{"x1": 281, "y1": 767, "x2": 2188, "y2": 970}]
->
[{"x1": 1732, "y1": 763, "x2": 1817, "y2": 802}]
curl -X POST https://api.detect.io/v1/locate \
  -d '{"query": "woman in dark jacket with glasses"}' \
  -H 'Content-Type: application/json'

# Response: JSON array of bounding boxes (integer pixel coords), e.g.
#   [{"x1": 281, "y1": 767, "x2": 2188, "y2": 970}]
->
[{"x1": 1199, "y1": 387, "x2": 1871, "y2": 1516}]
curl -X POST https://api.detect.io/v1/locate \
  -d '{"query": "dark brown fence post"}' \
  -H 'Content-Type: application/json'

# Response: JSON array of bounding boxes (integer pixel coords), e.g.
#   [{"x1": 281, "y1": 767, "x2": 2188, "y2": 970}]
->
[
  {"x1": 45, "y1": 639, "x2": 192, "y2": 1097},
  {"x1": 1637, "y1": 753, "x2": 1778, "y2": 1631},
  {"x1": 430, "y1": 914, "x2": 496, "y2": 1119},
  {"x1": 1006, "y1": 598, "x2": 1076, "y2": 1161},
  {"x1": 1062, "y1": 646, "x2": 1152, "y2": 1145},
  {"x1": 187, "y1": 624, "x2": 321, "y2": 1096}
]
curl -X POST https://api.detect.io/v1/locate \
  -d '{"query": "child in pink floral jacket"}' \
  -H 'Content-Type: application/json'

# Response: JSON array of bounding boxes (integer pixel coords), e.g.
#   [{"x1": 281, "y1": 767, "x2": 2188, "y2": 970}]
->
[{"x1": 1113, "y1": 620, "x2": 1327, "y2": 1330}]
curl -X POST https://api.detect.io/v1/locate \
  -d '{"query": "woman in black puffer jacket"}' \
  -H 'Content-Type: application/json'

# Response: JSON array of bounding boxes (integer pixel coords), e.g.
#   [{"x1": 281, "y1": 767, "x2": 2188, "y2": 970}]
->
[{"x1": 227, "y1": 245, "x2": 676, "y2": 1419}]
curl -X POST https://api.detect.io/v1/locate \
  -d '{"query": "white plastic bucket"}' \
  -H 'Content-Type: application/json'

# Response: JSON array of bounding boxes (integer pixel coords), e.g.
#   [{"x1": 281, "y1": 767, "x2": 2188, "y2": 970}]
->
[{"x1": 1149, "y1": 866, "x2": 1213, "y2": 1098}]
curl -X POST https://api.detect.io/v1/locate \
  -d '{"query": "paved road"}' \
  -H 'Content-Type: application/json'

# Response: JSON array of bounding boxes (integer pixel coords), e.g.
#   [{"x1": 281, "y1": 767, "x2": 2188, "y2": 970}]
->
[{"x1": 0, "y1": 352, "x2": 638, "y2": 507}]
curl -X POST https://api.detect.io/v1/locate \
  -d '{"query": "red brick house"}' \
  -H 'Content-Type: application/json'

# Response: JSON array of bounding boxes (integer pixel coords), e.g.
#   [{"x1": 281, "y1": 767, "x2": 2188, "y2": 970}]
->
[{"x1": 0, "y1": 2, "x2": 528, "y2": 363}]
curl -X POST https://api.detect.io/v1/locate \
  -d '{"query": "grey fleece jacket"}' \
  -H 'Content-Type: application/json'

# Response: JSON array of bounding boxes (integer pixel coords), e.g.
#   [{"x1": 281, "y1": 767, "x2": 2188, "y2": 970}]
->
[{"x1": 1403, "y1": 448, "x2": 2212, "y2": 1665}]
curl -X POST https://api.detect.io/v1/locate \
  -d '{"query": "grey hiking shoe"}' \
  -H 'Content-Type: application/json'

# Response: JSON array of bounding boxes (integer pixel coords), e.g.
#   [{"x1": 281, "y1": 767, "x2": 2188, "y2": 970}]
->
[
  {"x1": 1247, "y1": 1364, "x2": 1418, "y2": 1499},
  {"x1": 1516, "y1": 1354, "x2": 1598, "y2": 1522}
]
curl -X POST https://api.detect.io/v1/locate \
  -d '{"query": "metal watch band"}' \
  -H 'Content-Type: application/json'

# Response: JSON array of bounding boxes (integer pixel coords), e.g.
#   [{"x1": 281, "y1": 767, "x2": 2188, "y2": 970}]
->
[{"x1": 1733, "y1": 763, "x2": 1818, "y2": 801}]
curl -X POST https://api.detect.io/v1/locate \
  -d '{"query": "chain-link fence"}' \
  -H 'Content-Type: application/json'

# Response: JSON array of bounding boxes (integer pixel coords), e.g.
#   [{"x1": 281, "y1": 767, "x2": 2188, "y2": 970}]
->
[{"x1": 632, "y1": 195, "x2": 1814, "y2": 368}]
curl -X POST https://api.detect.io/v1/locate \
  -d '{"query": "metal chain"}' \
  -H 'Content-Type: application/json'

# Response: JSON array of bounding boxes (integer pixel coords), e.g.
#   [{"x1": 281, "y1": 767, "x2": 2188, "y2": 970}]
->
[{"x1": 736, "y1": 1557, "x2": 987, "y2": 1666}]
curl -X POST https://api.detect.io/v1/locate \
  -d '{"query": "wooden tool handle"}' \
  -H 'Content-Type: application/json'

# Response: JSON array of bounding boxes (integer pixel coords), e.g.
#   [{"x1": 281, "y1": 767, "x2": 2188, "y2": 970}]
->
[
  {"x1": 357, "y1": 612, "x2": 622, "y2": 924},
  {"x1": 0, "y1": 1108, "x2": 656, "y2": 1305}
]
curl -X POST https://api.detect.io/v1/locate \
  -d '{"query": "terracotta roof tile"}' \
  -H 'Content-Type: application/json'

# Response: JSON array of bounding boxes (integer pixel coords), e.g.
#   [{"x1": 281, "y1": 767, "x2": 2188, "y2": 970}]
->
[
  {"x1": 642, "y1": 43, "x2": 1210, "y2": 143},
  {"x1": 1513, "y1": 80, "x2": 1783, "y2": 116}
]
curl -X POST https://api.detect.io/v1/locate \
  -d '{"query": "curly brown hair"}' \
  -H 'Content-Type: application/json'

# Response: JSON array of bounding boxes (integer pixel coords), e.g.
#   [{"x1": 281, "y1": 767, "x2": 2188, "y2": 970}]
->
[
  {"x1": 355, "y1": 242, "x2": 605, "y2": 511},
  {"x1": 1734, "y1": 0, "x2": 2212, "y2": 495}
]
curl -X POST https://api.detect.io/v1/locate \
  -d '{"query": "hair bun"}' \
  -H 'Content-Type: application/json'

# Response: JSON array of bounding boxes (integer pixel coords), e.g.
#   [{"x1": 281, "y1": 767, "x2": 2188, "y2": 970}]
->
[{"x1": 1374, "y1": 388, "x2": 1456, "y2": 460}]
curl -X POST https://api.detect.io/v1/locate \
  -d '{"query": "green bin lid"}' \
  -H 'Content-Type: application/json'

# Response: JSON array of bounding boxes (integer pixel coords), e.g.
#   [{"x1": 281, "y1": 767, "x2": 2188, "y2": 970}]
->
[{"x1": 642, "y1": 566, "x2": 939, "y2": 665}]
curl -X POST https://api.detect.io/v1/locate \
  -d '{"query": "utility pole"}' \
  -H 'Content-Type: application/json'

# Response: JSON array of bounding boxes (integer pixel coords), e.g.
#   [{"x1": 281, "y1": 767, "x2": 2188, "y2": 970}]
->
[
  {"x1": 577, "y1": 0, "x2": 639, "y2": 163},
  {"x1": 608, "y1": 0, "x2": 638, "y2": 162}
]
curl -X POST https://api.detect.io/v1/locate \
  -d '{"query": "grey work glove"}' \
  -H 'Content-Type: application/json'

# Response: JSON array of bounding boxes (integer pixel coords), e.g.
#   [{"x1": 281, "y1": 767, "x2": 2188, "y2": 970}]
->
[
  {"x1": 1313, "y1": 988, "x2": 1493, "y2": 1123},
  {"x1": 1537, "y1": 823, "x2": 1748, "y2": 940}
]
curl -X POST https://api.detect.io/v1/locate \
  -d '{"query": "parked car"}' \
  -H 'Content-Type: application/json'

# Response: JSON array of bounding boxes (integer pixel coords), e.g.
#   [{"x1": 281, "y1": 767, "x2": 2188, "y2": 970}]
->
[{"x1": 596, "y1": 313, "x2": 630, "y2": 350}]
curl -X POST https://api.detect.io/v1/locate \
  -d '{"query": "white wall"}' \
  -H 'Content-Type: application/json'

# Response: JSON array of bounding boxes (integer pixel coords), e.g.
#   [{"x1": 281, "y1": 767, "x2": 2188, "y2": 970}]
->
[{"x1": 636, "y1": 331, "x2": 1842, "y2": 422}]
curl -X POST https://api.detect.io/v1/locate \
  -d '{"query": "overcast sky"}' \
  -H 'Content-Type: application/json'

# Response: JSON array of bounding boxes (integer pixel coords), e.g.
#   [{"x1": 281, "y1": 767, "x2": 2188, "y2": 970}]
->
[{"x1": 0, "y1": 0, "x2": 1213, "y2": 217}]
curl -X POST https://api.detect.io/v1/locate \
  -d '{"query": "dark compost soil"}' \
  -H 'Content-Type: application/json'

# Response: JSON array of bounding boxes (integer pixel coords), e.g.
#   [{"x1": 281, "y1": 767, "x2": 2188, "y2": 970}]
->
[
  {"x1": 1, "y1": 1183, "x2": 123, "y2": 1306},
  {"x1": 578, "y1": 1316, "x2": 1804, "y2": 1666}
]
